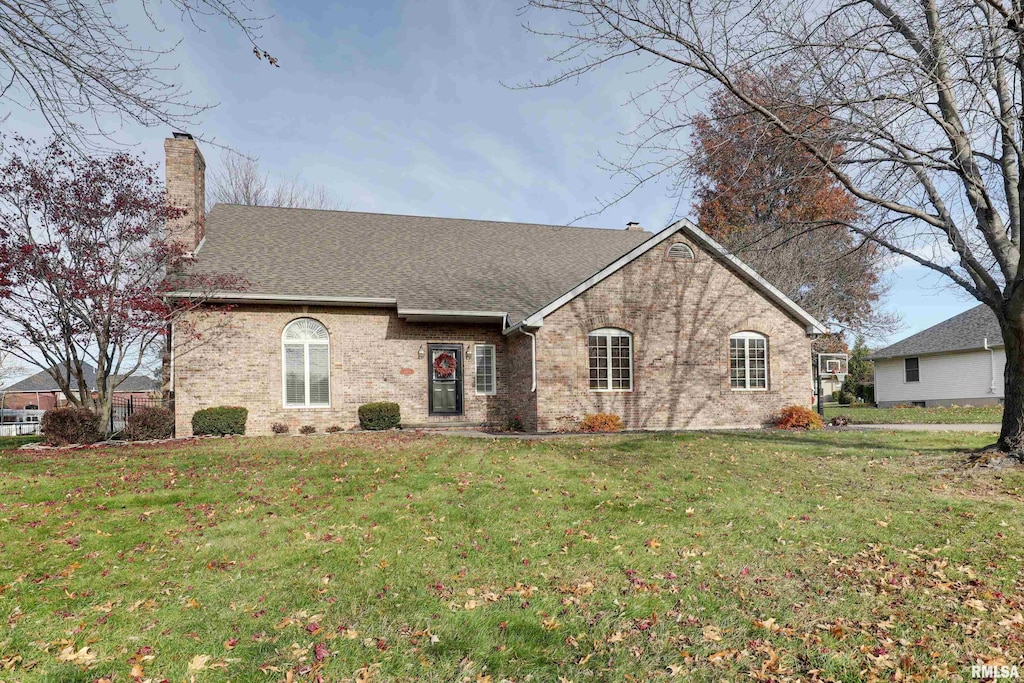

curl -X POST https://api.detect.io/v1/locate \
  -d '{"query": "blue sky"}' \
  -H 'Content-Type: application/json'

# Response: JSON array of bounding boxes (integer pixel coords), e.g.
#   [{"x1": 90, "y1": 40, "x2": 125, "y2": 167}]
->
[{"x1": 2, "y1": 0, "x2": 978, "y2": 368}]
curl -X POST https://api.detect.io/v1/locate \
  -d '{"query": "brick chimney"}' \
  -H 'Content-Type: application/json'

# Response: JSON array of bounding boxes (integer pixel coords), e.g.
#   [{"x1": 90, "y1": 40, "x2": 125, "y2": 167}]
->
[
  {"x1": 625, "y1": 221, "x2": 643, "y2": 231},
  {"x1": 164, "y1": 132, "x2": 206, "y2": 253}
]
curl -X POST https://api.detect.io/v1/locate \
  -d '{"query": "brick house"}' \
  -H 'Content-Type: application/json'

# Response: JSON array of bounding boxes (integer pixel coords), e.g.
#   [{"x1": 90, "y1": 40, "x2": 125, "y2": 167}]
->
[
  {"x1": 165, "y1": 134, "x2": 825, "y2": 435},
  {"x1": 1, "y1": 364, "x2": 160, "y2": 411}
]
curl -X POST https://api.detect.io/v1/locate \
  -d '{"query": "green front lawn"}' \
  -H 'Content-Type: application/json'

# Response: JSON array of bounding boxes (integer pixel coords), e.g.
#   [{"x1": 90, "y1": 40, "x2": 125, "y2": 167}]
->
[
  {"x1": 0, "y1": 434, "x2": 41, "y2": 451},
  {"x1": 825, "y1": 403, "x2": 1003, "y2": 424},
  {"x1": 1, "y1": 430, "x2": 1020, "y2": 681}
]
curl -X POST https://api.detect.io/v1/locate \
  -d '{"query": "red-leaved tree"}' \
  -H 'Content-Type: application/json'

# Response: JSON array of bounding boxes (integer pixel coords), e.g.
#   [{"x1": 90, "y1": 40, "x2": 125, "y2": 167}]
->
[
  {"x1": 0, "y1": 136, "x2": 243, "y2": 430},
  {"x1": 691, "y1": 77, "x2": 893, "y2": 338}
]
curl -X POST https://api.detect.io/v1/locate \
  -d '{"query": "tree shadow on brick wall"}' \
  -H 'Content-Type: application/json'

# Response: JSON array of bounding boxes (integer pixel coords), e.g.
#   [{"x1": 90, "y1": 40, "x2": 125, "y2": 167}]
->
[{"x1": 560, "y1": 248, "x2": 786, "y2": 430}]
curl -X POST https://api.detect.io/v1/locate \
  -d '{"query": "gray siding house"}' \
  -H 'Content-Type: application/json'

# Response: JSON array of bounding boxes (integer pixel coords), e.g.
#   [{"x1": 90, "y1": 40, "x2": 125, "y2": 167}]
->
[{"x1": 869, "y1": 305, "x2": 1004, "y2": 407}]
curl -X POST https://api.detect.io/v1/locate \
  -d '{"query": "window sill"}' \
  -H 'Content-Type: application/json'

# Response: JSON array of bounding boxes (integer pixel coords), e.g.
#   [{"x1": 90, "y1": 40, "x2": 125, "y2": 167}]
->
[
  {"x1": 730, "y1": 388, "x2": 769, "y2": 392},
  {"x1": 589, "y1": 388, "x2": 634, "y2": 393},
  {"x1": 475, "y1": 391, "x2": 497, "y2": 397},
  {"x1": 283, "y1": 404, "x2": 332, "y2": 410}
]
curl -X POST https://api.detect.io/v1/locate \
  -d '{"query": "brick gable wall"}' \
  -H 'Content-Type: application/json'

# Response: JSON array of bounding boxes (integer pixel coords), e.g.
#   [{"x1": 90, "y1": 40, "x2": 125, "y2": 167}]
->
[{"x1": 529, "y1": 232, "x2": 812, "y2": 430}]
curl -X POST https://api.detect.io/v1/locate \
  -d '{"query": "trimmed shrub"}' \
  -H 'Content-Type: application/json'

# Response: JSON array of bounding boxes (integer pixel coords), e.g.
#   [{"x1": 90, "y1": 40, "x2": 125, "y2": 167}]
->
[
  {"x1": 124, "y1": 407, "x2": 174, "y2": 441},
  {"x1": 838, "y1": 391, "x2": 855, "y2": 405},
  {"x1": 299, "y1": 425, "x2": 316, "y2": 435},
  {"x1": 191, "y1": 406, "x2": 247, "y2": 436},
  {"x1": 831, "y1": 390, "x2": 842, "y2": 402},
  {"x1": 271, "y1": 422, "x2": 289, "y2": 434},
  {"x1": 580, "y1": 413, "x2": 624, "y2": 433},
  {"x1": 41, "y1": 407, "x2": 103, "y2": 445},
  {"x1": 774, "y1": 405, "x2": 824, "y2": 431},
  {"x1": 358, "y1": 402, "x2": 401, "y2": 431},
  {"x1": 325, "y1": 425, "x2": 343, "y2": 433}
]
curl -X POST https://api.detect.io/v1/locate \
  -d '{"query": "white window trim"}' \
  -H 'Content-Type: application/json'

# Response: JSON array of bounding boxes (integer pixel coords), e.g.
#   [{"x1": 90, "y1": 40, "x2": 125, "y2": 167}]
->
[
  {"x1": 474, "y1": 343, "x2": 497, "y2": 396},
  {"x1": 588, "y1": 327, "x2": 633, "y2": 392},
  {"x1": 904, "y1": 357, "x2": 920, "y2": 383},
  {"x1": 281, "y1": 318, "x2": 332, "y2": 409},
  {"x1": 730, "y1": 331, "x2": 769, "y2": 391}
]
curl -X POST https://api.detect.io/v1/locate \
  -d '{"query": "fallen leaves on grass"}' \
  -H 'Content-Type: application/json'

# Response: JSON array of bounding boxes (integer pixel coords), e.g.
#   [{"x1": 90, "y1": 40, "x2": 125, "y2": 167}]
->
[{"x1": 55, "y1": 645, "x2": 96, "y2": 668}]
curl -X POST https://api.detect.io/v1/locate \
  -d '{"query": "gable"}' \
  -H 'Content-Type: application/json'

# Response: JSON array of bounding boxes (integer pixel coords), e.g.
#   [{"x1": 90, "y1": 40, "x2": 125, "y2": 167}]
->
[{"x1": 508, "y1": 219, "x2": 826, "y2": 336}]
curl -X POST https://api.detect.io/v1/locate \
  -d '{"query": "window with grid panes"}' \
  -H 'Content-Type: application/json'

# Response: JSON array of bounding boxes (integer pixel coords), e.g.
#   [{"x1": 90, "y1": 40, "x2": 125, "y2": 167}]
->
[
  {"x1": 729, "y1": 332, "x2": 768, "y2": 390},
  {"x1": 588, "y1": 328, "x2": 632, "y2": 391}
]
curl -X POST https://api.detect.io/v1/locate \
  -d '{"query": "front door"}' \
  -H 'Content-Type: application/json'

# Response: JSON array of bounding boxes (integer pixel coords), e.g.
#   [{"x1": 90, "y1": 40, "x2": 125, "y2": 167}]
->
[{"x1": 428, "y1": 344, "x2": 463, "y2": 416}]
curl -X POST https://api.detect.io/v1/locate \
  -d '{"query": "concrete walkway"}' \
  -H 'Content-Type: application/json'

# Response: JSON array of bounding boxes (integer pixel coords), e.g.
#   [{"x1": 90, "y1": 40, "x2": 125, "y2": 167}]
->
[{"x1": 850, "y1": 423, "x2": 1000, "y2": 432}]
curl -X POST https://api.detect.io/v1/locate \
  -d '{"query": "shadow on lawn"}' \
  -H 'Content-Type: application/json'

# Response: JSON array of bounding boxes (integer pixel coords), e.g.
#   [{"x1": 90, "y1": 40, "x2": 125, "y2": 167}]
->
[{"x1": 712, "y1": 428, "x2": 986, "y2": 457}]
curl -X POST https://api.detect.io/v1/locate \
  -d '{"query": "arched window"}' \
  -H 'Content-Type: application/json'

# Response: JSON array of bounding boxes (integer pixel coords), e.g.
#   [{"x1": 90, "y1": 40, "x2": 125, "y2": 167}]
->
[
  {"x1": 667, "y1": 242, "x2": 695, "y2": 260},
  {"x1": 588, "y1": 328, "x2": 633, "y2": 391},
  {"x1": 282, "y1": 318, "x2": 331, "y2": 407},
  {"x1": 729, "y1": 331, "x2": 768, "y2": 390}
]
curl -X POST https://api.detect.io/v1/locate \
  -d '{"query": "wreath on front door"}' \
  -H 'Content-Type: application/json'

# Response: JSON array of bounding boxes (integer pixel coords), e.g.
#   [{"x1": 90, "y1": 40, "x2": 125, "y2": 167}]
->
[{"x1": 433, "y1": 351, "x2": 457, "y2": 378}]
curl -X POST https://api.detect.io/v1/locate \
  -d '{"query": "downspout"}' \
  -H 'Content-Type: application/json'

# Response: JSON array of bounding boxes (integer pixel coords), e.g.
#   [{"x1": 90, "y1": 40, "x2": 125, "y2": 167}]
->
[
  {"x1": 169, "y1": 326, "x2": 175, "y2": 393},
  {"x1": 984, "y1": 338, "x2": 998, "y2": 394},
  {"x1": 517, "y1": 328, "x2": 537, "y2": 392}
]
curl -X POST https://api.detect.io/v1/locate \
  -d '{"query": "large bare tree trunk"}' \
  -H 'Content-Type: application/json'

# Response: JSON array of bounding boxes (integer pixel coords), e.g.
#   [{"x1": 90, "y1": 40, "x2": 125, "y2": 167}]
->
[{"x1": 1000, "y1": 312, "x2": 1024, "y2": 453}]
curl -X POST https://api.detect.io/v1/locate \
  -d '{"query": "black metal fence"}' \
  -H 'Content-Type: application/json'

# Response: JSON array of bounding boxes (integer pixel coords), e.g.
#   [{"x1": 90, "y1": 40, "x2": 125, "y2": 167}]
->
[{"x1": 109, "y1": 395, "x2": 173, "y2": 435}]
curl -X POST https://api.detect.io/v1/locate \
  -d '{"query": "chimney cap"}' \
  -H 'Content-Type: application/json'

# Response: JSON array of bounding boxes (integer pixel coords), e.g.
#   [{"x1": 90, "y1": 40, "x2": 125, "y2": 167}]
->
[
  {"x1": 171, "y1": 131, "x2": 194, "y2": 140},
  {"x1": 625, "y1": 221, "x2": 642, "y2": 231}
]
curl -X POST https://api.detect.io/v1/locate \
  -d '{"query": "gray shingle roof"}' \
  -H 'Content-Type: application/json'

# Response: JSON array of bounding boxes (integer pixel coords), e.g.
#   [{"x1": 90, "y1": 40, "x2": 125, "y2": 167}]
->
[
  {"x1": 2, "y1": 364, "x2": 160, "y2": 393},
  {"x1": 868, "y1": 304, "x2": 1001, "y2": 359},
  {"x1": 187, "y1": 205, "x2": 653, "y2": 324}
]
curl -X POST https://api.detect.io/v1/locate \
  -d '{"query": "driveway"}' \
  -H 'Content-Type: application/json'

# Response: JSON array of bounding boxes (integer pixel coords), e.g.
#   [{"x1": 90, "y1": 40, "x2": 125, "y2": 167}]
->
[{"x1": 850, "y1": 423, "x2": 1000, "y2": 432}]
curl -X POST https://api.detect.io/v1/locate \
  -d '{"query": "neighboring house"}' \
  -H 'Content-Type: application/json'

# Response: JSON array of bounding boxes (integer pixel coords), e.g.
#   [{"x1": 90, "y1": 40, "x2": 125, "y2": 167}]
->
[
  {"x1": 0, "y1": 364, "x2": 160, "y2": 411},
  {"x1": 164, "y1": 134, "x2": 826, "y2": 435},
  {"x1": 868, "y1": 304, "x2": 1004, "y2": 408}
]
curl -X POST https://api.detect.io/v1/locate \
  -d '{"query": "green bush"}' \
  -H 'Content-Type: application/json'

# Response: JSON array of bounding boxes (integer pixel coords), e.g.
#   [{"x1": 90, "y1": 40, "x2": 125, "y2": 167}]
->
[
  {"x1": 838, "y1": 391, "x2": 855, "y2": 405},
  {"x1": 831, "y1": 390, "x2": 842, "y2": 402},
  {"x1": 358, "y1": 402, "x2": 401, "y2": 431},
  {"x1": 124, "y1": 406, "x2": 174, "y2": 440},
  {"x1": 191, "y1": 406, "x2": 247, "y2": 436},
  {"x1": 41, "y1": 407, "x2": 103, "y2": 445}
]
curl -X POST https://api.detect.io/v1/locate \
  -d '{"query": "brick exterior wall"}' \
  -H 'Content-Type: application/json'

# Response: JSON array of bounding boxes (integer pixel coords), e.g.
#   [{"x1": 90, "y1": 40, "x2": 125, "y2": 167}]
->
[
  {"x1": 164, "y1": 135, "x2": 206, "y2": 252},
  {"x1": 172, "y1": 230, "x2": 813, "y2": 435},
  {"x1": 172, "y1": 306, "x2": 511, "y2": 436},
  {"x1": 1, "y1": 392, "x2": 59, "y2": 410},
  {"x1": 528, "y1": 232, "x2": 813, "y2": 430},
  {"x1": 1, "y1": 391, "x2": 156, "y2": 411}
]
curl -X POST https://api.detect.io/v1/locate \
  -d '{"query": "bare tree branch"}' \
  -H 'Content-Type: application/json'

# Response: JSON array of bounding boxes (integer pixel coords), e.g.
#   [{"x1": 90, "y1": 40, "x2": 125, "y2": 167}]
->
[{"x1": 0, "y1": 0, "x2": 279, "y2": 150}]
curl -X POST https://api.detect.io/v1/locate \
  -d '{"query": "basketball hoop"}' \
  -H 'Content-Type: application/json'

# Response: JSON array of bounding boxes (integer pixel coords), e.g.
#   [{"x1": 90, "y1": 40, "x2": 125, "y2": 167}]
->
[{"x1": 818, "y1": 353, "x2": 849, "y2": 381}]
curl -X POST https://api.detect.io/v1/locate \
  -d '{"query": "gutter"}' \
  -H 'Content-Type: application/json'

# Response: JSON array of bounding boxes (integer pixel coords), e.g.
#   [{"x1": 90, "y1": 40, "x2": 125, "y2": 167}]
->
[
  {"x1": 503, "y1": 321, "x2": 537, "y2": 392},
  {"x1": 165, "y1": 292, "x2": 398, "y2": 306},
  {"x1": 397, "y1": 309, "x2": 507, "y2": 324},
  {"x1": 984, "y1": 337, "x2": 998, "y2": 394}
]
